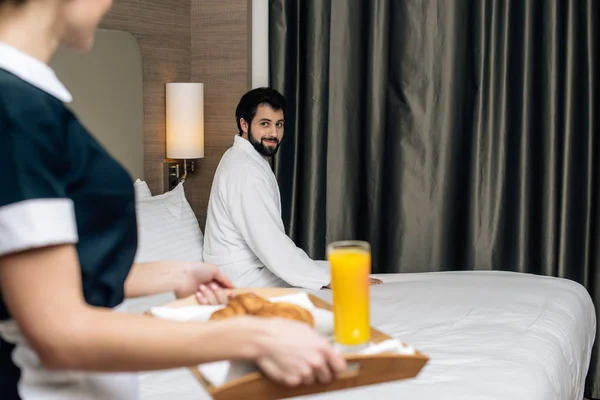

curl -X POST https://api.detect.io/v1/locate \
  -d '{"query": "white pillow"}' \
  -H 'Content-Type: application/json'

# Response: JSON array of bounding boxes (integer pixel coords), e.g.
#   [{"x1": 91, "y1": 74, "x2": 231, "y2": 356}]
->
[
  {"x1": 133, "y1": 182, "x2": 204, "y2": 264},
  {"x1": 134, "y1": 179, "x2": 152, "y2": 200}
]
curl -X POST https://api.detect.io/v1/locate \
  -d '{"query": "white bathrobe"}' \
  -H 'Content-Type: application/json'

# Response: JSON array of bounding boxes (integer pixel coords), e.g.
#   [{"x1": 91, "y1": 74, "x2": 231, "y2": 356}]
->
[{"x1": 203, "y1": 135, "x2": 330, "y2": 290}]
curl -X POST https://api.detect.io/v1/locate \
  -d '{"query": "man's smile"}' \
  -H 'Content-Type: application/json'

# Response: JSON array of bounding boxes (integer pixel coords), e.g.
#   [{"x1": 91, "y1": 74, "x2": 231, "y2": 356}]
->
[{"x1": 263, "y1": 138, "x2": 279, "y2": 146}]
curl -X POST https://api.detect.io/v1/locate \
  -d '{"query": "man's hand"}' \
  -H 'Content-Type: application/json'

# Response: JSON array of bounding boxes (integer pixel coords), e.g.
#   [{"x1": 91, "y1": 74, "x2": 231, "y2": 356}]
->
[{"x1": 369, "y1": 277, "x2": 383, "y2": 285}]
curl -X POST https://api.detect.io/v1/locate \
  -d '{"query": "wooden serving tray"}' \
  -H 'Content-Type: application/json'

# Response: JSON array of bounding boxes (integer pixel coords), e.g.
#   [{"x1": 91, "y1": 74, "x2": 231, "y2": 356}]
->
[{"x1": 151, "y1": 288, "x2": 429, "y2": 399}]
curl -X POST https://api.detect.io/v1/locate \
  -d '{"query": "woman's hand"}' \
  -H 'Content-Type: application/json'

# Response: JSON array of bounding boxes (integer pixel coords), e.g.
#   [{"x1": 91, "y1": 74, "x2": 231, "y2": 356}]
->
[
  {"x1": 124, "y1": 260, "x2": 234, "y2": 304},
  {"x1": 246, "y1": 317, "x2": 347, "y2": 386},
  {"x1": 1, "y1": 244, "x2": 342, "y2": 373},
  {"x1": 173, "y1": 261, "x2": 234, "y2": 304}
]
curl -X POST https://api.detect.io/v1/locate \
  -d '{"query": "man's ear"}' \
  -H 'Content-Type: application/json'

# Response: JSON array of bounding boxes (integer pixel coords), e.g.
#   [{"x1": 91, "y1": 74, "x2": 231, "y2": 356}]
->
[{"x1": 240, "y1": 118, "x2": 249, "y2": 134}]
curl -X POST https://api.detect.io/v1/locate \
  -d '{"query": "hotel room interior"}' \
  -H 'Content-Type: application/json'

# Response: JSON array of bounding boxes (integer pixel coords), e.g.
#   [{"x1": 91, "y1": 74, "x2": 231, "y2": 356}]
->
[{"x1": 47, "y1": 0, "x2": 598, "y2": 399}]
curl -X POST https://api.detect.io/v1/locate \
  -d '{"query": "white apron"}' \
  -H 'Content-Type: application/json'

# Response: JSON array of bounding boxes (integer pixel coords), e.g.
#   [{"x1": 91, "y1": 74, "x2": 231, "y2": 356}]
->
[{"x1": 0, "y1": 304, "x2": 139, "y2": 400}]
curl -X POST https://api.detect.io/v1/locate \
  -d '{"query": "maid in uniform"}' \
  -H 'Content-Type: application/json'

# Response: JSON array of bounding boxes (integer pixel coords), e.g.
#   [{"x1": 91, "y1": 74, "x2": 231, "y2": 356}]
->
[{"x1": 0, "y1": 1, "x2": 346, "y2": 398}]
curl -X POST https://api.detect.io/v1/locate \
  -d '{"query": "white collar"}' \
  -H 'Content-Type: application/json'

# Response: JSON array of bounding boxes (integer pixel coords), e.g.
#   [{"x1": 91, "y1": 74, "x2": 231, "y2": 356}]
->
[
  {"x1": 233, "y1": 135, "x2": 271, "y2": 164},
  {"x1": 0, "y1": 42, "x2": 72, "y2": 103}
]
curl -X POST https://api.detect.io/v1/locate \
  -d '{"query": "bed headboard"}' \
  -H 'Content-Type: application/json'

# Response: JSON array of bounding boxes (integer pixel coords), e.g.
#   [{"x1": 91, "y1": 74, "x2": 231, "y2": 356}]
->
[{"x1": 49, "y1": 28, "x2": 145, "y2": 180}]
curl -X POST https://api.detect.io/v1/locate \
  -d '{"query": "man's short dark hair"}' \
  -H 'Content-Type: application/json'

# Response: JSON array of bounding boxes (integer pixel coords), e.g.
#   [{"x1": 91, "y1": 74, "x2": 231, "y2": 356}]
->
[{"x1": 235, "y1": 87, "x2": 286, "y2": 135}]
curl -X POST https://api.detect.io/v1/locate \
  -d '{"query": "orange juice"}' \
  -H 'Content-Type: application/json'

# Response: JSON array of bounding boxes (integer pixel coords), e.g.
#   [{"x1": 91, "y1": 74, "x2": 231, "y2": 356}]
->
[{"x1": 328, "y1": 242, "x2": 371, "y2": 347}]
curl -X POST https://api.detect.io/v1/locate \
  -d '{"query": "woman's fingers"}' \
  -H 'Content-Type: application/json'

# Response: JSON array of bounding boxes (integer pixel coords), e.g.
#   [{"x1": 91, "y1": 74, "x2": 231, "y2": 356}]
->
[
  {"x1": 253, "y1": 320, "x2": 346, "y2": 388},
  {"x1": 312, "y1": 356, "x2": 333, "y2": 384},
  {"x1": 284, "y1": 373, "x2": 302, "y2": 387},
  {"x1": 257, "y1": 358, "x2": 284, "y2": 385},
  {"x1": 195, "y1": 291, "x2": 207, "y2": 304},
  {"x1": 198, "y1": 284, "x2": 218, "y2": 304},
  {"x1": 208, "y1": 282, "x2": 229, "y2": 304},
  {"x1": 195, "y1": 281, "x2": 232, "y2": 305},
  {"x1": 301, "y1": 364, "x2": 316, "y2": 386},
  {"x1": 324, "y1": 346, "x2": 347, "y2": 376},
  {"x1": 212, "y1": 271, "x2": 235, "y2": 289}
]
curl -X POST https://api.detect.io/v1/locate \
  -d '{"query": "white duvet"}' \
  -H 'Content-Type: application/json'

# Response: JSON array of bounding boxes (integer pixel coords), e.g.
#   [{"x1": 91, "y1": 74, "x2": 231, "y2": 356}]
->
[{"x1": 137, "y1": 271, "x2": 596, "y2": 400}]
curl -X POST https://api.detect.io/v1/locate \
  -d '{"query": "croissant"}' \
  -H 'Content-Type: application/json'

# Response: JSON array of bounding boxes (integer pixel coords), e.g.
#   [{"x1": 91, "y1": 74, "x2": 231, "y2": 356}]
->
[
  {"x1": 209, "y1": 293, "x2": 266, "y2": 321},
  {"x1": 255, "y1": 302, "x2": 315, "y2": 327},
  {"x1": 209, "y1": 293, "x2": 315, "y2": 327}
]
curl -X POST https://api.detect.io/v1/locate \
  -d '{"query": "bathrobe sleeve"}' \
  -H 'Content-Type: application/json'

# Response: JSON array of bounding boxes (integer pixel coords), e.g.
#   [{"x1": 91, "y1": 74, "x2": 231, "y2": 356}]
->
[{"x1": 226, "y1": 172, "x2": 331, "y2": 291}]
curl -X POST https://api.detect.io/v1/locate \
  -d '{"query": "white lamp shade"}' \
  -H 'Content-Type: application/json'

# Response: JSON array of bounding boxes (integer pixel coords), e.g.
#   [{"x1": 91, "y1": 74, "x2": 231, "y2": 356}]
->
[{"x1": 166, "y1": 82, "x2": 204, "y2": 159}]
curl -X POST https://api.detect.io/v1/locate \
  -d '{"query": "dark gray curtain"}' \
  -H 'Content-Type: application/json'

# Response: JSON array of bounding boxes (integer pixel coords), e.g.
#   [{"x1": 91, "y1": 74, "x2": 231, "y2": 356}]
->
[{"x1": 269, "y1": 0, "x2": 599, "y2": 396}]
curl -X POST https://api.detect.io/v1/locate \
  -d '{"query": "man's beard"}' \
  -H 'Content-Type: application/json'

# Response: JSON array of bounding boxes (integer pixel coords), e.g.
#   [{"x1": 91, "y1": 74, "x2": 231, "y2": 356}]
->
[{"x1": 248, "y1": 126, "x2": 280, "y2": 157}]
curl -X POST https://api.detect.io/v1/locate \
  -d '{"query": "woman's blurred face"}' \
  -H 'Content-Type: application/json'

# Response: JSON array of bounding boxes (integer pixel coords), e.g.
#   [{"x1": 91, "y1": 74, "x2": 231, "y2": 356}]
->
[{"x1": 59, "y1": 0, "x2": 112, "y2": 51}]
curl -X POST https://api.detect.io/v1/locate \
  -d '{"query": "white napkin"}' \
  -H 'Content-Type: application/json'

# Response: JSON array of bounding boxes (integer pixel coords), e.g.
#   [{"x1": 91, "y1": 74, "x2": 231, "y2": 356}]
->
[
  {"x1": 198, "y1": 338, "x2": 416, "y2": 387},
  {"x1": 149, "y1": 305, "x2": 224, "y2": 322},
  {"x1": 149, "y1": 292, "x2": 334, "y2": 335},
  {"x1": 357, "y1": 339, "x2": 416, "y2": 356}
]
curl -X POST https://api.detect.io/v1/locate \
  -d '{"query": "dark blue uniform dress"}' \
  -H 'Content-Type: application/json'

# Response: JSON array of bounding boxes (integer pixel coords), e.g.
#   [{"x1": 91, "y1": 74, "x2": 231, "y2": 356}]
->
[{"x1": 0, "y1": 44, "x2": 138, "y2": 399}]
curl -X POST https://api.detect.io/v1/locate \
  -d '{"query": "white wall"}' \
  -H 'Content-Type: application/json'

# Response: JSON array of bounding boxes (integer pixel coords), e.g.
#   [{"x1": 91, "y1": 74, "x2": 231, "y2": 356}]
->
[{"x1": 251, "y1": 0, "x2": 269, "y2": 88}]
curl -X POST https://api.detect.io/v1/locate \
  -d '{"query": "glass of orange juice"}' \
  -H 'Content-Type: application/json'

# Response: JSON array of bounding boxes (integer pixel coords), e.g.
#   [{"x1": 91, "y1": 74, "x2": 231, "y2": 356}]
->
[{"x1": 327, "y1": 240, "x2": 371, "y2": 352}]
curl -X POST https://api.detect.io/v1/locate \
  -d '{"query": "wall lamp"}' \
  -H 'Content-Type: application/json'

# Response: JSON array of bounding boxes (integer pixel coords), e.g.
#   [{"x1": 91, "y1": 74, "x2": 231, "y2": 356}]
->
[{"x1": 163, "y1": 82, "x2": 204, "y2": 192}]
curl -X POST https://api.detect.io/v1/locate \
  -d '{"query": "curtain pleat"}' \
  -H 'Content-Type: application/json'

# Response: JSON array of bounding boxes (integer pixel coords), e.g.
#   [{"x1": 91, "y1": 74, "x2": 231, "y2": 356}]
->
[{"x1": 269, "y1": 0, "x2": 599, "y2": 395}]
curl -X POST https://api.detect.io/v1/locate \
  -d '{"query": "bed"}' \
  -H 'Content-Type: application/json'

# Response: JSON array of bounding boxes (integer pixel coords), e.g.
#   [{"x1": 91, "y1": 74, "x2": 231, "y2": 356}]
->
[
  {"x1": 130, "y1": 271, "x2": 595, "y2": 400},
  {"x1": 51, "y1": 29, "x2": 597, "y2": 400}
]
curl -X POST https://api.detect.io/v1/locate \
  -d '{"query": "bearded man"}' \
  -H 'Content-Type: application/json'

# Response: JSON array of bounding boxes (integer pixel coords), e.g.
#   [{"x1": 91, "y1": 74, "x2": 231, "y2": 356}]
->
[{"x1": 203, "y1": 87, "x2": 382, "y2": 289}]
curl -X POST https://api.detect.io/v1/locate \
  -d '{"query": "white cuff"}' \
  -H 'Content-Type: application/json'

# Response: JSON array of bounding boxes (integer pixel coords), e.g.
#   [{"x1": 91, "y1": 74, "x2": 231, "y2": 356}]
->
[{"x1": 0, "y1": 199, "x2": 79, "y2": 257}]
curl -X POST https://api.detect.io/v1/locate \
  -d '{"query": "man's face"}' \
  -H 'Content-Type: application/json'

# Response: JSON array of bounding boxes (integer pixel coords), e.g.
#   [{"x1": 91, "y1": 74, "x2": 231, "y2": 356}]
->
[{"x1": 241, "y1": 104, "x2": 284, "y2": 157}]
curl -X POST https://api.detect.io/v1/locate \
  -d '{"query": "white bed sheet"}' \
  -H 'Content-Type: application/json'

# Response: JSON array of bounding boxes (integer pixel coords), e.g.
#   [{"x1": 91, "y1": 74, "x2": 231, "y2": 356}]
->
[{"x1": 134, "y1": 271, "x2": 596, "y2": 400}]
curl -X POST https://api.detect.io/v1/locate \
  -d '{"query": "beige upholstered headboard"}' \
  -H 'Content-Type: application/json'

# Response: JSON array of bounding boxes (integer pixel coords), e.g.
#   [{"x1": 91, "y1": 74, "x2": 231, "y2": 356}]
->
[{"x1": 49, "y1": 29, "x2": 144, "y2": 180}]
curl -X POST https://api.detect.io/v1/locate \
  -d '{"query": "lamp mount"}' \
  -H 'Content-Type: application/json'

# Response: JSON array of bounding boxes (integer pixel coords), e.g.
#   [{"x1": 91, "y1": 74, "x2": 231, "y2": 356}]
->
[{"x1": 163, "y1": 159, "x2": 195, "y2": 192}]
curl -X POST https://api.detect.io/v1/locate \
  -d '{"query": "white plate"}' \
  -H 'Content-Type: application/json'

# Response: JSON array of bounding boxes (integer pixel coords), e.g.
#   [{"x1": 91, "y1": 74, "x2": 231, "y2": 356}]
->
[
  {"x1": 150, "y1": 292, "x2": 335, "y2": 336},
  {"x1": 311, "y1": 307, "x2": 334, "y2": 336}
]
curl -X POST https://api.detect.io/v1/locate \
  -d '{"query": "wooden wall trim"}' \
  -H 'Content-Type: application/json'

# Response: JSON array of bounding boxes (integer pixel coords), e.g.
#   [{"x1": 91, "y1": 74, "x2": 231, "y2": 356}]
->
[
  {"x1": 100, "y1": 0, "x2": 250, "y2": 228},
  {"x1": 190, "y1": 0, "x2": 250, "y2": 228}
]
